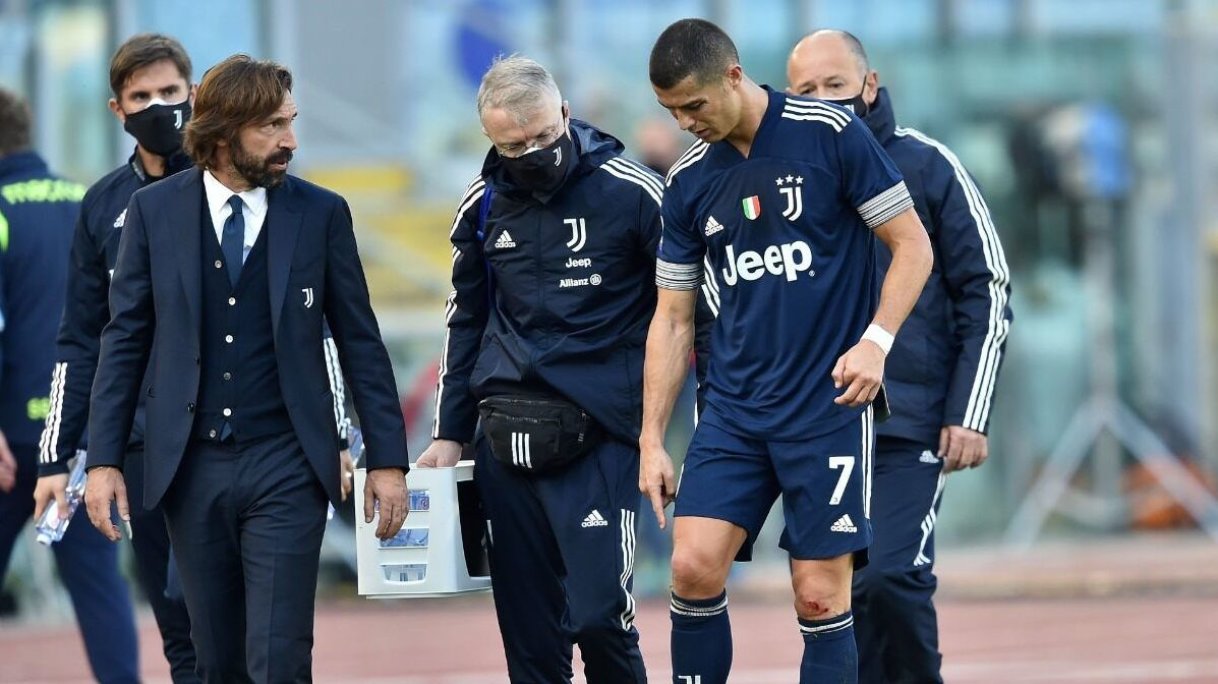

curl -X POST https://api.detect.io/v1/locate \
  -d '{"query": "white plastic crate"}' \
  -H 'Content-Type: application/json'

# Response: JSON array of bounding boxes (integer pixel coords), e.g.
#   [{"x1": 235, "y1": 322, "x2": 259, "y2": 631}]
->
[{"x1": 354, "y1": 461, "x2": 491, "y2": 598}]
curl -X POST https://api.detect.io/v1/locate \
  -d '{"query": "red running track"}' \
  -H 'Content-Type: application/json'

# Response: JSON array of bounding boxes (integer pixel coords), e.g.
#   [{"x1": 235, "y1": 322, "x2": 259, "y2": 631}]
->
[{"x1": 2, "y1": 593, "x2": 1216, "y2": 683}]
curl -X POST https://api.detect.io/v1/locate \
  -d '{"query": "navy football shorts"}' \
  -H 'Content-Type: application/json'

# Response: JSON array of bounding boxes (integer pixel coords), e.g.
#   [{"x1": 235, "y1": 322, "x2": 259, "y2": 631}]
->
[{"x1": 674, "y1": 404, "x2": 874, "y2": 564}]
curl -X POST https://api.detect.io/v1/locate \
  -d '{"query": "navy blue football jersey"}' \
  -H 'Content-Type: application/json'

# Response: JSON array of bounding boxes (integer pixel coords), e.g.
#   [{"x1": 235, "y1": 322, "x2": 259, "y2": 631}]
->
[{"x1": 657, "y1": 88, "x2": 913, "y2": 440}]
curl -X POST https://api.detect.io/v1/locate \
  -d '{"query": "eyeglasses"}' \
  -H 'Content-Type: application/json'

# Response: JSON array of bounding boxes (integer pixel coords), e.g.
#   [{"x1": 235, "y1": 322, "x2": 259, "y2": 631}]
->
[{"x1": 494, "y1": 117, "x2": 567, "y2": 159}]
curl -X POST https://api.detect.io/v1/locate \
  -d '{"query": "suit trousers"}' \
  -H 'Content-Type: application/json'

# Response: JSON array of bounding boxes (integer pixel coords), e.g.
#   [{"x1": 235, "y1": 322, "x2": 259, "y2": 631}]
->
[
  {"x1": 0, "y1": 444, "x2": 139, "y2": 683},
  {"x1": 162, "y1": 432, "x2": 328, "y2": 684},
  {"x1": 125, "y1": 448, "x2": 200, "y2": 682}
]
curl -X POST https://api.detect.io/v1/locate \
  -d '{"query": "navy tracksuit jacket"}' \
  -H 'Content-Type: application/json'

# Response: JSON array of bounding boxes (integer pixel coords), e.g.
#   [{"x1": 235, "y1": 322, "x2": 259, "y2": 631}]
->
[
  {"x1": 856, "y1": 88, "x2": 1013, "y2": 683},
  {"x1": 865, "y1": 88, "x2": 1013, "y2": 446}
]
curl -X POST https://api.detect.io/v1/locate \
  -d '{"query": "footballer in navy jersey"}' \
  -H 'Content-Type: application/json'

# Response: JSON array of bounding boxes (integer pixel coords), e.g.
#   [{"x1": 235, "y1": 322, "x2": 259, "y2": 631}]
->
[
  {"x1": 640, "y1": 19, "x2": 933, "y2": 684},
  {"x1": 658, "y1": 86, "x2": 910, "y2": 441}
]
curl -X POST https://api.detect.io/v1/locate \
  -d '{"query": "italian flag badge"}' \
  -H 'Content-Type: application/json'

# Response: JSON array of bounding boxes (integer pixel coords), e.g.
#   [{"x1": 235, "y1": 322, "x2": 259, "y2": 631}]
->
[{"x1": 741, "y1": 195, "x2": 761, "y2": 220}]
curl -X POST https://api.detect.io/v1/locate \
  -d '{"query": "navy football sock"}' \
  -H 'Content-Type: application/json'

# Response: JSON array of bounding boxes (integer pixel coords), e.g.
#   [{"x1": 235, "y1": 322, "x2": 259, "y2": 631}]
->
[
  {"x1": 670, "y1": 590, "x2": 731, "y2": 684},
  {"x1": 799, "y1": 611, "x2": 858, "y2": 683}
]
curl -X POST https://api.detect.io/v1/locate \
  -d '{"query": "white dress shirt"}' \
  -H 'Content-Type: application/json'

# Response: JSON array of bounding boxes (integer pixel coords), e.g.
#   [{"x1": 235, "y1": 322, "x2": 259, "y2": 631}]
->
[{"x1": 202, "y1": 169, "x2": 268, "y2": 263}]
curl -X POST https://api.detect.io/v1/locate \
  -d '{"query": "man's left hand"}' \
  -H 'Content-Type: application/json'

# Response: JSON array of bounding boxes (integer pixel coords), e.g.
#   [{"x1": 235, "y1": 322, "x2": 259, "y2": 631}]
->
[
  {"x1": 832, "y1": 341, "x2": 885, "y2": 408},
  {"x1": 339, "y1": 449, "x2": 354, "y2": 502},
  {"x1": 363, "y1": 467, "x2": 409, "y2": 540},
  {"x1": 84, "y1": 466, "x2": 130, "y2": 542},
  {"x1": 939, "y1": 425, "x2": 988, "y2": 473}
]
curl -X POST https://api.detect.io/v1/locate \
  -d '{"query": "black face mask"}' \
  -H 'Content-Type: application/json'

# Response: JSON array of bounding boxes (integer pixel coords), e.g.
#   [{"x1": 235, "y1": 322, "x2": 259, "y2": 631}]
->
[
  {"x1": 123, "y1": 100, "x2": 191, "y2": 157},
  {"x1": 826, "y1": 85, "x2": 869, "y2": 118},
  {"x1": 499, "y1": 130, "x2": 574, "y2": 194}
]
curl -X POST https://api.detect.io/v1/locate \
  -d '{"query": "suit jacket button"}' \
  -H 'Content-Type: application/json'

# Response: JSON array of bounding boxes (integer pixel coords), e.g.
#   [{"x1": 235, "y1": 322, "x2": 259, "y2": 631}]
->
[{"x1": 187, "y1": 402, "x2": 196, "y2": 413}]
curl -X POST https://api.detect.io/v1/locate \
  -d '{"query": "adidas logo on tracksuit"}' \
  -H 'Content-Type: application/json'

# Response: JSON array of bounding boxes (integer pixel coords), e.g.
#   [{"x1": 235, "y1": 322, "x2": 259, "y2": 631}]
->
[
  {"x1": 581, "y1": 510, "x2": 609, "y2": 528},
  {"x1": 830, "y1": 514, "x2": 858, "y2": 533},
  {"x1": 704, "y1": 215, "x2": 724, "y2": 236},
  {"x1": 495, "y1": 230, "x2": 517, "y2": 249}
]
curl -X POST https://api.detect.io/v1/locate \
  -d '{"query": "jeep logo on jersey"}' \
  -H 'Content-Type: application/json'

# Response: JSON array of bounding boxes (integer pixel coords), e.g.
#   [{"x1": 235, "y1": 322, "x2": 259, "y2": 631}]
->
[
  {"x1": 565, "y1": 256, "x2": 592, "y2": 269},
  {"x1": 721, "y1": 241, "x2": 814, "y2": 286},
  {"x1": 776, "y1": 175, "x2": 804, "y2": 221},
  {"x1": 564, "y1": 217, "x2": 587, "y2": 252}
]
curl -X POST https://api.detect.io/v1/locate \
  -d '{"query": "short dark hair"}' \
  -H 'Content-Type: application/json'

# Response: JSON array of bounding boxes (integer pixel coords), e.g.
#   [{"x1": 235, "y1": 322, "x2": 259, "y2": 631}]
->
[
  {"x1": 0, "y1": 87, "x2": 32, "y2": 156},
  {"x1": 183, "y1": 54, "x2": 293, "y2": 169},
  {"x1": 649, "y1": 18, "x2": 740, "y2": 90},
  {"x1": 109, "y1": 33, "x2": 192, "y2": 99}
]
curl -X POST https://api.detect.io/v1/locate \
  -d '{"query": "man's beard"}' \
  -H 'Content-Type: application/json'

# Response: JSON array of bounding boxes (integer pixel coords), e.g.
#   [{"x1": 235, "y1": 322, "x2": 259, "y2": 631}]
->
[{"x1": 231, "y1": 139, "x2": 293, "y2": 189}]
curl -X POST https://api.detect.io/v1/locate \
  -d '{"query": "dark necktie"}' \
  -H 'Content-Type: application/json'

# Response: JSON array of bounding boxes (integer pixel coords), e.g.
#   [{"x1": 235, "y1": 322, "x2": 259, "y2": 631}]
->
[{"x1": 221, "y1": 195, "x2": 244, "y2": 287}]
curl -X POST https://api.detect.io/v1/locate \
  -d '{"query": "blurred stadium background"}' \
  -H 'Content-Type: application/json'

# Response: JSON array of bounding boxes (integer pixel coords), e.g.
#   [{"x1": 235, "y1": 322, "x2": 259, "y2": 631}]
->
[{"x1": 3, "y1": 0, "x2": 1218, "y2": 681}]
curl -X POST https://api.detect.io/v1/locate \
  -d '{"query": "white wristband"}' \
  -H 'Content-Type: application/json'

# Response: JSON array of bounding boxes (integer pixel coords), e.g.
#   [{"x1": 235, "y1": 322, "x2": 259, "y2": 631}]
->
[{"x1": 861, "y1": 324, "x2": 895, "y2": 355}]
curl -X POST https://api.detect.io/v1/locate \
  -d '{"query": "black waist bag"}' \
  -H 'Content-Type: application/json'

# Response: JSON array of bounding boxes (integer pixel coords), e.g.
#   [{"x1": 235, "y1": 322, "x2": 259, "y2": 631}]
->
[{"x1": 478, "y1": 395, "x2": 598, "y2": 473}]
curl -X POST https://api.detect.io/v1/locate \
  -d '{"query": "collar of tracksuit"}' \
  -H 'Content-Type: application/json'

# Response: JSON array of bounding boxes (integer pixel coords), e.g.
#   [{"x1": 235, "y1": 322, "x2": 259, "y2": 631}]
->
[
  {"x1": 127, "y1": 147, "x2": 194, "y2": 184},
  {"x1": 863, "y1": 86, "x2": 898, "y2": 146}
]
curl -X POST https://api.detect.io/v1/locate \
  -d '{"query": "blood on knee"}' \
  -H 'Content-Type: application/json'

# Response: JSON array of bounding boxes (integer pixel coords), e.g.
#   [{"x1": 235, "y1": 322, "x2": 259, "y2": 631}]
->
[
  {"x1": 791, "y1": 558, "x2": 852, "y2": 619},
  {"x1": 793, "y1": 583, "x2": 849, "y2": 620},
  {"x1": 794, "y1": 595, "x2": 834, "y2": 619}
]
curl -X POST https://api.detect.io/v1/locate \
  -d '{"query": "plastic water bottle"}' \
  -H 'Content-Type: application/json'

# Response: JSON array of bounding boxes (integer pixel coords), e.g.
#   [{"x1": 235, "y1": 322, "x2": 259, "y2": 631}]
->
[
  {"x1": 348, "y1": 426, "x2": 365, "y2": 468},
  {"x1": 35, "y1": 450, "x2": 88, "y2": 546},
  {"x1": 327, "y1": 427, "x2": 364, "y2": 521}
]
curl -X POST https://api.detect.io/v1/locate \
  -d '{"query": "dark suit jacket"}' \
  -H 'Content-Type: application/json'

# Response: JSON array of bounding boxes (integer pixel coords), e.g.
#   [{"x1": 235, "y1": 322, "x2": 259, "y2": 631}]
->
[{"x1": 88, "y1": 168, "x2": 408, "y2": 509}]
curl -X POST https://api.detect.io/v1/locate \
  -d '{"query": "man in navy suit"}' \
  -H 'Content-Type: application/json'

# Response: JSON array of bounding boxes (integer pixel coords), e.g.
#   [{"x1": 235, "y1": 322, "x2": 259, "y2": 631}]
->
[{"x1": 84, "y1": 54, "x2": 410, "y2": 683}]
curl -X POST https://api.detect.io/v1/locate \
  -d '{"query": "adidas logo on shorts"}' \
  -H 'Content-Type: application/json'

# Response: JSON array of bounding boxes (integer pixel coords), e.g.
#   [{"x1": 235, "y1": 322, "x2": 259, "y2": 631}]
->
[
  {"x1": 830, "y1": 514, "x2": 858, "y2": 534},
  {"x1": 704, "y1": 215, "x2": 724, "y2": 236},
  {"x1": 494, "y1": 230, "x2": 517, "y2": 249},
  {"x1": 581, "y1": 510, "x2": 609, "y2": 528}
]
